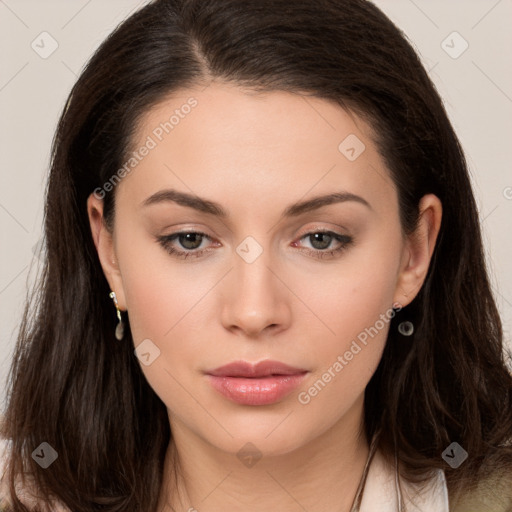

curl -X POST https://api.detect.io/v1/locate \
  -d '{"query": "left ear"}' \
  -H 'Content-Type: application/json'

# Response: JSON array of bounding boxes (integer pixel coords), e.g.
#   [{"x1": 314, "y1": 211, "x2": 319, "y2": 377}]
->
[{"x1": 393, "y1": 193, "x2": 442, "y2": 308}]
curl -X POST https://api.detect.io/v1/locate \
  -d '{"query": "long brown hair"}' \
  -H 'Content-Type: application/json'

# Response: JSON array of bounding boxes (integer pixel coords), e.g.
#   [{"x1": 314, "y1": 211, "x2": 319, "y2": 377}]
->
[{"x1": 2, "y1": 0, "x2": 511, "y2": 510}]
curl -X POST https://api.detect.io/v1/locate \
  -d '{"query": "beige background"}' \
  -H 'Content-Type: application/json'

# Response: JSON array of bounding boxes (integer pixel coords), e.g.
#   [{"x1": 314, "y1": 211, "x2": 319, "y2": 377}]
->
[{"x1": 1, "y1": 0, "x2": 511, "y2": 408}]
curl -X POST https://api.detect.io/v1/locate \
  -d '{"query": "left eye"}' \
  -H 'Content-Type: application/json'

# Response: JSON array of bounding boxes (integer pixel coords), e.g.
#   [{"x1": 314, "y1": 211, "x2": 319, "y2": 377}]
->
[
  {"x1": 156, "y1": 230, "x2": 353, "y2": 260},
  {"x1": 292, "y1": 231, "x2": 354, "y2": 259},
  {"x1": 299, "y1": 231, "x2": 344, "y2": 250}
]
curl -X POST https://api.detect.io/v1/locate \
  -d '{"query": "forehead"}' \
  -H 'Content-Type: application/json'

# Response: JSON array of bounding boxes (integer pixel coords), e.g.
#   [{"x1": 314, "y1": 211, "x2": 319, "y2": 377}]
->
[{"x1": 118, "y1": 82, "x2": 397, "y2": 218}]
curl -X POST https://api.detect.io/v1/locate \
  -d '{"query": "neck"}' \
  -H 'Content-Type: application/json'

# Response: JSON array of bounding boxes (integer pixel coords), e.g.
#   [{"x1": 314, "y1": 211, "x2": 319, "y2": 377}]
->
[{"x1": 158, "y1": 394, "x2": 370, "y2": 512}]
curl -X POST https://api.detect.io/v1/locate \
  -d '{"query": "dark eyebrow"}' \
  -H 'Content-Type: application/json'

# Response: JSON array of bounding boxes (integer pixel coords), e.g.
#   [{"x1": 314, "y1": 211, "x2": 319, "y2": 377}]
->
[{"x1": 140, "y1": 188, "x2": 372, "y2": 217}]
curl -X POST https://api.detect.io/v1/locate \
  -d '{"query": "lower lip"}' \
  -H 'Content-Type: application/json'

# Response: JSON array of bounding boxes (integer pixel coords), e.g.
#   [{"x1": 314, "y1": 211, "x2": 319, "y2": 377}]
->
[{"x1": 206, "y1": 373, "x2": 308, "y2": 405}]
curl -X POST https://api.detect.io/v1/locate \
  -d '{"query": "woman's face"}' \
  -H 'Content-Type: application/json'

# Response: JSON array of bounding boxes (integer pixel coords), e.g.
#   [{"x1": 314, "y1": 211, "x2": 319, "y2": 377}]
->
[{"x1": 88, "y1": 82, "x2": 440, "y2": 458}]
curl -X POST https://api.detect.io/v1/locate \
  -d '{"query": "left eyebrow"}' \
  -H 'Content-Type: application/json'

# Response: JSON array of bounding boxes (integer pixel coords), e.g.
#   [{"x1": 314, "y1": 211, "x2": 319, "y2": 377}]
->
[
  {"x1": 282, "y1": 191, "x2": 372, "y2": 216},
  {"x1": 140, "y1": 188, "x2": 372, "y2": 217}
]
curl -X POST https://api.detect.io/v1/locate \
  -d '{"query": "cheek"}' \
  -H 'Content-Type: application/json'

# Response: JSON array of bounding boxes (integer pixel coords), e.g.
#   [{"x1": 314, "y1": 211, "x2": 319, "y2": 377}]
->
[
  {"x1": 120, "y1": 259, "x2": 206, "y2": 414},
  {"x1": 121, "y1": 258, "x2": 211, "y2": 365},
  {"x1": 116, "y1": 231, "x2": 221, "y2": 403},
  {"x1": 300, "y1": 235, "x2": 400, "y2": 349},
  {"x1": 292, "y1": 282, "x2": 397, "y2": 438},
  {"x1": 291, "y1": 232, "x2": 401, "y2": 402},
  {"x1": 117, "y1": 223, "x2": 208, "y2": 342}
]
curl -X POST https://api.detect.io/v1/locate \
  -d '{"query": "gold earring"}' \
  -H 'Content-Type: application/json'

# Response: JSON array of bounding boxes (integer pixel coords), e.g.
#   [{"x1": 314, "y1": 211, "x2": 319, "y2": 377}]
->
[{"x1": 109, "y1": 291, "x2": 125, "y2": 340}]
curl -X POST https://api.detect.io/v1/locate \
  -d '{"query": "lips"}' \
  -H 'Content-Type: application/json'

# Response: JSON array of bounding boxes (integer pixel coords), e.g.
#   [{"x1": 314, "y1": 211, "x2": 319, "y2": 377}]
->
[
  {"x1": 205, "y1": 360, "x2": 309, "y2": 405},
  {"x1": 206, "y1": 359, "x2": 307, "y2": 378}
]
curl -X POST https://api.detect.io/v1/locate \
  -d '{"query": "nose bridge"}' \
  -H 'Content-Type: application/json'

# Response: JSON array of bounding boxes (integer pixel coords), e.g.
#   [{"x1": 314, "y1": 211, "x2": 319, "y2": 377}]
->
[
  {"x1": 234, "y1": 234, "x2": 277, "y2": 306},
  {"x1": 221, "y1": 234, "x2": 289, "y2": 335},
  {"x1": 235, "y1": 237, "x2": 272, "y2": 294}
]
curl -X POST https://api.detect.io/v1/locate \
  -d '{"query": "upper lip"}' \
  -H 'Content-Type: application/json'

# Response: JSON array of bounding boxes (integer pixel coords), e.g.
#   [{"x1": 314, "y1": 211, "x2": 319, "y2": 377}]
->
[{"x1": 206, "y1": 360, "x2": 308, "y2": 378}]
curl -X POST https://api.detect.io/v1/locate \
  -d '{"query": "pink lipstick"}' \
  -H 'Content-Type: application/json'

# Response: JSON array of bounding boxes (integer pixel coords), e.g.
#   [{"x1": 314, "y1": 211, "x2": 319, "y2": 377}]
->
[{"x1": 205, "y1": 360, "x2": 308, "y2": 406}]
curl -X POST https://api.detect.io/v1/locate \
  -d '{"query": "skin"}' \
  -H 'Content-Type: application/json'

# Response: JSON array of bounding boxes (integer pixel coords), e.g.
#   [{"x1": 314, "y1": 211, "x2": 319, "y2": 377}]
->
[{"x1": 87, "y1": 82, "x2": 442, "y2": 512}]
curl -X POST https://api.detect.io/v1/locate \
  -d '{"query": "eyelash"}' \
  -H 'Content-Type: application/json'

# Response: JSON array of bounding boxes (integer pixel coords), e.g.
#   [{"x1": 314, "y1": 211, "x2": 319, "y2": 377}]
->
[{"x1": 156, "y1": 230, "x2": 354, "y2": 260}]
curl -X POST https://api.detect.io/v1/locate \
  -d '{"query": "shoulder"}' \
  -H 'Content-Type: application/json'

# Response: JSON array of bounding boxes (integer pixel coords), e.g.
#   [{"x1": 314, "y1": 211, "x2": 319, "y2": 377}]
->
[
  {"x1": 448, "y1": 469, "x2": 512, "y2": 512},
  {"x1": 400, "y1": 463, "x2": 512, "y2": 512},
  {"x1": 365, "y1": 448, "x2": 512, "y2": 512},
  {"x1": 0, "y1": 436, "x2": 69, "y2": 512},
  {"x1": 358, "y1": 447, "x2": 511, "y2": 512}
]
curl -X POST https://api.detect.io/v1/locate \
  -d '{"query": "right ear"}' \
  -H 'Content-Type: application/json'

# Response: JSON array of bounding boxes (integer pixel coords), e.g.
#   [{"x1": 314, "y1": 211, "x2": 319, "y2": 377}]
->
[{"x1": 86, "y1": 193, "x2": 127, "y2": 310}]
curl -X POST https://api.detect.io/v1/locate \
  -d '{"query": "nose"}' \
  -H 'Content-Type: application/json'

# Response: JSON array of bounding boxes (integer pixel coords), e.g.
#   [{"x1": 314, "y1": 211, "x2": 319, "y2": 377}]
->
[{"x1": 220, "y1": 244, "x2": 291, "y2": 338}]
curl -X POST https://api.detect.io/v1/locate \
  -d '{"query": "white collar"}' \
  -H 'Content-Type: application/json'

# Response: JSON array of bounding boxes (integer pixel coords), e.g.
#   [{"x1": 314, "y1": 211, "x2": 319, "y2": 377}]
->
[{"x1": 357, "y1": 448, "x2": 450, "y2": 512}]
